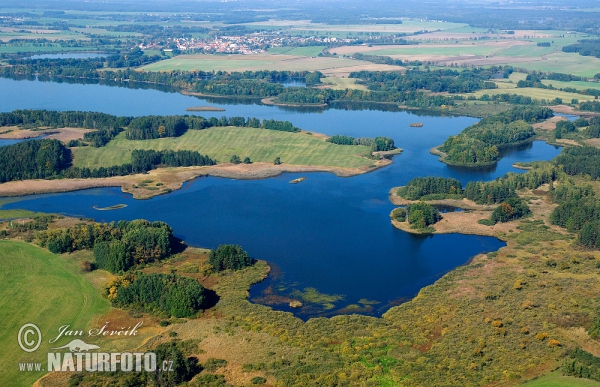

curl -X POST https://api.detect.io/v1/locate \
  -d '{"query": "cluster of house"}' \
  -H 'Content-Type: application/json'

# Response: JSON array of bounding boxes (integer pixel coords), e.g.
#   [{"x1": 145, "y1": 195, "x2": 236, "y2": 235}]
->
[{"x1": 138, "y1": 33, "x2": 356, "y2": 54}]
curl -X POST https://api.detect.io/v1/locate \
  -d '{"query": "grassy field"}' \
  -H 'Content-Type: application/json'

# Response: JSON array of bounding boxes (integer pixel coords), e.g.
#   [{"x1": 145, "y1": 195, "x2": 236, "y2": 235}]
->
[
  {"x1": 521, "y1": 371, "x2": 600, "y2": 387},
  {"x1": 0, "y1": 241, "x2": 110, "y2": 386},
  {"x1": 73, "y1": 127, "x2": 375, "y2": 169}
]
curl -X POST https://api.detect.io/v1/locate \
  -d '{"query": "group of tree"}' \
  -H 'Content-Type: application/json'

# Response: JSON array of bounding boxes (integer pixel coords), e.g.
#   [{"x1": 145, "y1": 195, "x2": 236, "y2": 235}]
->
[
  {"x1": 208, "y1": 244, "x2": 254, "y2": 272},
  {"x1": 401, "y1": 202, "x2": 442, "y2": 230},
  {"x1": 326, "y1": 135, "x2": 396, "y2": 151},
  {"x1": 110, "y1": 272, "x2": 207, "y2": 318},
  {"x1": 554, "y1": 120, "x2": 577, "y2": 139},
  {"x1": 488, "y1": 197, "x2": 531, "y2": 224},
  {"x1": 37, "y1": 219, "x2": 176, "y2": 273},
  {"x1": 68, "y1": 339, "x2": 202, "y2": 387},
  {"x1": 562, "y1": 348, "x2": 600, "y2": 382},
  {"x1": 580, "y1": 101, "x2": 600, "y2": 113},
  {"x1": 396, "y1": 177, "x2": 463, "y2": 200},
  {"x1": 131, "y1": 149, "x2": 216, "y2": 173},
  {"x1": 438, "y1": 107, "x2": 551, "y2": 166}
]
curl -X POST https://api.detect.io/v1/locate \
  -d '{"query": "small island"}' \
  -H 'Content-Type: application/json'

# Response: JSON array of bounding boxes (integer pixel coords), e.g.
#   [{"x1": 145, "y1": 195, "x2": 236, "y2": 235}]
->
[
  {"x1": 93, "y1": 204, "x2": 128, "y2": 211},
  {"x1": 289, "y1": 177, "x2": 306, "y2": 184}
]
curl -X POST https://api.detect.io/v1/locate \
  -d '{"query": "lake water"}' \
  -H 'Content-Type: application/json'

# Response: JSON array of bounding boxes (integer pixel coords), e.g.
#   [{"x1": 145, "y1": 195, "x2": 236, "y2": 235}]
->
[{"x1": 0, "y1": 76, "x2": 563, "y2": 318}]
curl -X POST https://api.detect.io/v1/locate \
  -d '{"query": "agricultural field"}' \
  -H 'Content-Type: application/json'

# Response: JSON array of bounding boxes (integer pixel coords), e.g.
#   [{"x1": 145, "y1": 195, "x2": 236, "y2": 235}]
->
[
  {"x1": 72, "y1": 127, "x2": 376, "y2": 169},
  {"x1": 140, "y1": 53, "x2": 402, "y2": 76},
  {"x1": 0, "y1": 241, "x2": 110, "y2": 386}
]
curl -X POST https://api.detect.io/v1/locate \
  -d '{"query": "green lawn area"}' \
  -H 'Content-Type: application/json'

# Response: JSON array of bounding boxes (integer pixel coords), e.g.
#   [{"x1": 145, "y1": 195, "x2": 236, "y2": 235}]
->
[
  {"x1": 521, "y1": 371, "x2": 600, "y2": 387},
  {"x1": 267, "y1": 46, "x2": 325, "y2": 56},
  {"x1": 0, "y1": 241, "x2": 110, "y2": 386},
  {"x1": 73, "y1": 127, "x2": 375, "y2": 169}
]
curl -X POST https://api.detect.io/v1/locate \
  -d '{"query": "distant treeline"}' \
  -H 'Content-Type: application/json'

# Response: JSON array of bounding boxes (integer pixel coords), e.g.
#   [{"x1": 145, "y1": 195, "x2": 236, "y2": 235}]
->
[
  {"x1": 562, "y1": 348, "x2": 600, "y2": 383},
  {"x1": 125, "y1": 115, "x2": 299, "y2": 140},
  {"x1": 438, "y1": 106, "x2": 552, "y2": 166},
  {"x1": 326, "y1": 135, "x2": 395, "y2": 151}
]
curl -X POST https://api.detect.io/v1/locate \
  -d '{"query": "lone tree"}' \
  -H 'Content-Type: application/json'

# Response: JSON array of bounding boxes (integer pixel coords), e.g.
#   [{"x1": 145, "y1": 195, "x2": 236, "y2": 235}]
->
[
  {"x1": 243, "y1": 157, "x2": 252, "y2": 164},
  {"x1": 230, "y1": 155, "x2": 241, "y2": 164},
  {"x1": 274, "y1": 157, "x2": 281, "y2": 165}
]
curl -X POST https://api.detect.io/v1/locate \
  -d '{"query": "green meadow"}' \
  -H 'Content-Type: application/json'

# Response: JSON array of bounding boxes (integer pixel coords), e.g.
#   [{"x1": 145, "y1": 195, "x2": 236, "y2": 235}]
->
[
  {"x1": 0, "y1": 241, "x2": 109, "y2": 386},
  {"x1": 73, "y1": 127, "x2": 375, "y2": 169}
]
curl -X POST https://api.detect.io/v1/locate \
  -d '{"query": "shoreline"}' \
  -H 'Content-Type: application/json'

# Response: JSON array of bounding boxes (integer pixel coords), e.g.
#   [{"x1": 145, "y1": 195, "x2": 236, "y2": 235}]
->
[{"x1": 0, "y1": 159, "x2": 395, "y2": 200}]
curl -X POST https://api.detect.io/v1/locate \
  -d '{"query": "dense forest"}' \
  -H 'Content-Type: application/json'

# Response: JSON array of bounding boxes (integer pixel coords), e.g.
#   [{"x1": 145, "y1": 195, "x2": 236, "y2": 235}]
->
[
  {"x1": 396, "y1": 177, "x2": 463, "y2": 200},
  {"x1": 0, "y1": 139, "x2": 71, "y2": 183},
  {"x1": 110, "y1": 273, "x2": 207, "y2": 318},
  {"x1": 438, "y1": 107, "x2": 552, "y2": 166}
]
